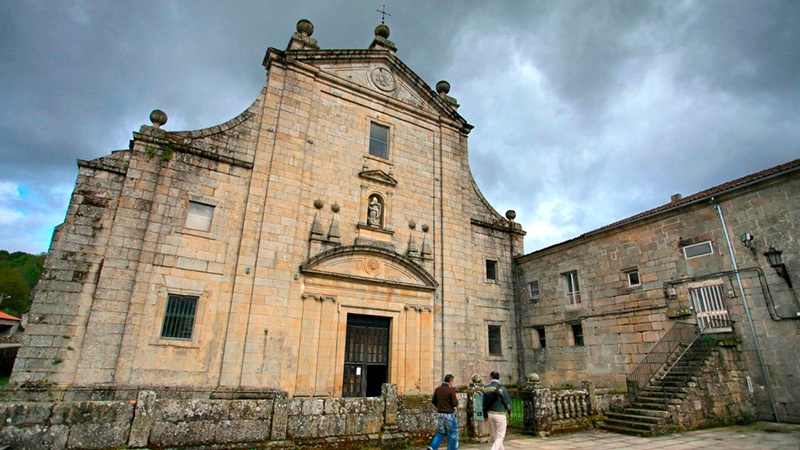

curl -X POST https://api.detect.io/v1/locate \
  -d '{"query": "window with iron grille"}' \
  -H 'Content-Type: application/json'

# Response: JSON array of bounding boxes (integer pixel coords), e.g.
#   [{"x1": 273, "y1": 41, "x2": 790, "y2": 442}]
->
[
  {"x1": 161, "y1": 294, "x2": 198, "y2": 340},
  {"x1": 486, "y1": 260, "x2": 498, "y2": 281},
  {"x1": 572, "y1": 323, "x2": 584, "y2": 347},
  {"x1": 368, "y1": 122, "x2": 389, "y2": 159},
  {"x1": 488, "y1": 325, "x2": 502, "y2": 355},
  {"x1": 563, "y1": 271, "x2": 581, "y2": 304},
  {"x1": 534, "y1": 326, "x2": 546, "y2": 348}
]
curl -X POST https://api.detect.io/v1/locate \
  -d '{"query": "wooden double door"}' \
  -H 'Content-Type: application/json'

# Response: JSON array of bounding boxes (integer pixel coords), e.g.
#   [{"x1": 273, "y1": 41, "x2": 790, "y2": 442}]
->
[{"x1": 342, "y1": 314, "x2": 390, "y2": 397}]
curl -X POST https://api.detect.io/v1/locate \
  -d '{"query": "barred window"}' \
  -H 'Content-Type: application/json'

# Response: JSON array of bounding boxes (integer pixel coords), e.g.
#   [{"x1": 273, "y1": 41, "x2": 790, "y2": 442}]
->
[
  {"x1": 161, "y1": 294, "x2": 198, "y2": 340},
  {"x1": 486, "y1": 260, "x2": 498, "y2": 281},
  {"x1": 572, "y1": 323, "x2": 584, "y2": 347},
  {"x1": 534, "y1": 326, "x2": 546, "y2": 348}
]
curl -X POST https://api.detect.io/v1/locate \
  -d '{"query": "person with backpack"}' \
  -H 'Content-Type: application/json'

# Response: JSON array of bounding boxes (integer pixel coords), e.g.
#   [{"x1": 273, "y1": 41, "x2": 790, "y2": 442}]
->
[{"x1": 482, "y1": 371, "x2": 512, "y2": 450}]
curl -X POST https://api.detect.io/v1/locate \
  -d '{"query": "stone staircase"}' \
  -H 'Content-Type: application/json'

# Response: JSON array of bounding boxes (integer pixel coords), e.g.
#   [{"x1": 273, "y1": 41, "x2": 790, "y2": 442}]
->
[{"x1": 601, "y1": 337, "x2": 719, "y2": 436}]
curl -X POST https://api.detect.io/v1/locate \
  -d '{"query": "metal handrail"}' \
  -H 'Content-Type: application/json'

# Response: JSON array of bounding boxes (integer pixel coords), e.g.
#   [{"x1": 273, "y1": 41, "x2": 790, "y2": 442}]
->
[
  {"x1": 626, "y1": 322, "x2": 698, "y2": 404},
  {"x1": 660, "y1": 325, "x2": 713, "y2": 405}
]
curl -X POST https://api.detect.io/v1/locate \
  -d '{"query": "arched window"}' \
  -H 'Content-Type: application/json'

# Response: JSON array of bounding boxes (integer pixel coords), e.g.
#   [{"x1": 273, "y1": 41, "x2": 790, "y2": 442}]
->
[{"x1": 367, "y1": 194, "x2": 384, "y2": 228}]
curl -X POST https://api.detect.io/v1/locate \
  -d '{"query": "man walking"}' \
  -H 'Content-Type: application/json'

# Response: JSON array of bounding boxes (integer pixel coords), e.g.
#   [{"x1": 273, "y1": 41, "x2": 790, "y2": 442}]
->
[
  {"x1": 428, "y1": 374, "x2": 458, "y2": 450},
  {"x1": 483, "y1": 371, "x2": 512, "y2": 450}
]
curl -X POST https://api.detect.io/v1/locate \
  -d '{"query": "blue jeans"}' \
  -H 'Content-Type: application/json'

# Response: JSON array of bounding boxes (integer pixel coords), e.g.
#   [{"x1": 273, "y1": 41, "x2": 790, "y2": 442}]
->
[{"x1": 430, "y1": 413, "x2": 458, "y2": 450}]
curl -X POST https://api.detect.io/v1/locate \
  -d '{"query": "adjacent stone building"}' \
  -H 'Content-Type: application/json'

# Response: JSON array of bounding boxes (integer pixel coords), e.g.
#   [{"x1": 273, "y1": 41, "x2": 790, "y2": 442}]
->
[
  {"x1": 10, "y1": 21, "x2": 524, "y2": 398},
  {"x1": 517, "y1": 158, "x2": 800, "y2": 423}
]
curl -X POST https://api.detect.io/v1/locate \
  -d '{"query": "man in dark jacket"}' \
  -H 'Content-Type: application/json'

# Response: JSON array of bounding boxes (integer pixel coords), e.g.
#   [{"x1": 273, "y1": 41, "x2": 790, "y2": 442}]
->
[
  {"x1": 483, "y1": 371, "x2": 512, "y2": 450},
  {"x1": 428, "y1": 374, "x2": 458, "y2": 450}
]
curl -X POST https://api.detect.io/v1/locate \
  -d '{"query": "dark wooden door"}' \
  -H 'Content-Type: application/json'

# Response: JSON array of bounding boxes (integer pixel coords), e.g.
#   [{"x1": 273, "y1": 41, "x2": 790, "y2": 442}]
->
[{"x1": 343, "y1": 314, "x2": 390, "y2": 397}]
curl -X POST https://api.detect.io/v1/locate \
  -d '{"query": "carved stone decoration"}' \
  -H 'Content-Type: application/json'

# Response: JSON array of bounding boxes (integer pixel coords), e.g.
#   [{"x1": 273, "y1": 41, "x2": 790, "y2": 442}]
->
[
  {"x1": 371, "y1": 67, "x2": 396, "y2": 92},
  {"x1": 364, "y1": 258, "x2": 382, "y2": 276},
  {"x1": 301, "y1": 293, "x2": 337, "y2": 302},
  {"x1": 367, "y1": 194, "x2": 383, "y2": 227}
]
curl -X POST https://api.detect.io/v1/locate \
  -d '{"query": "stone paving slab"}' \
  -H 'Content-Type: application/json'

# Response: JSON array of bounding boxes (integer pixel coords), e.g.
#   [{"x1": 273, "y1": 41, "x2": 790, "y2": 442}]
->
[{"x1": 419, "y1": 423, "x2": 800, "y2": 450}]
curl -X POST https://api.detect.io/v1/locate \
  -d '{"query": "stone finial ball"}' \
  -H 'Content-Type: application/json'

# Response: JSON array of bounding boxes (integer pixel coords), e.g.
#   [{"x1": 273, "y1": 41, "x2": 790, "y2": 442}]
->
[
  {"x1": 436, "y1": 80, "x2": 451, "y2": 95},
  {"x1": 409, "y1": 220, "x2": 416, "y2": 229},
  {"x1": 331, "y1": 203, "x2": 340, "y2": 213},
  {"x1": 421, "y1": 224, "x2": 429, "y2": 233},
  {"x1": 375, "y1": 24, "x2": 390, "y2": 38},
  {"x1": 505, "y1": 210, "x2": 517, "y2": 221},
  {"x1": 150, "y1": 109, "x2": 167, "y2": 127},
  {"x1": 297, "y1": 19, "x2": 314, "y2": 36},
  {"x1": 471, "y1": 374, "x2": 483, "y2": 384},
  {"x1": 313, "y1": 199, "x2": 324, "y2": 209},
  {"x1": 528, "y1": 372, "x2": 540, "y2": 384}
]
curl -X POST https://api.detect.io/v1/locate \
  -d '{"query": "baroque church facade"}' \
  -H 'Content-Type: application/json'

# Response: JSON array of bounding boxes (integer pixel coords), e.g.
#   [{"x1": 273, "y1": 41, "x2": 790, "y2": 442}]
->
[{"x1": 11, "y1": 21, "x2": 525, "y2": 398}]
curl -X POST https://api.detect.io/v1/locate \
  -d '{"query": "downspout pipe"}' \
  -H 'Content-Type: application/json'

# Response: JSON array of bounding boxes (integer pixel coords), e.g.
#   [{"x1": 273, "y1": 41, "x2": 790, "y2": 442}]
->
[{"x1": 713, "y1": 197, "x2": 780, "y2": 422}]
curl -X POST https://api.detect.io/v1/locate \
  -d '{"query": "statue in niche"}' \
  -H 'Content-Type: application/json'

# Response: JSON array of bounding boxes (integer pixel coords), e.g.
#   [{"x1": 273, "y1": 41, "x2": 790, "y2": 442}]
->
[{"x1": 368, "y1": 195, "x2": 383, "y2": 227}]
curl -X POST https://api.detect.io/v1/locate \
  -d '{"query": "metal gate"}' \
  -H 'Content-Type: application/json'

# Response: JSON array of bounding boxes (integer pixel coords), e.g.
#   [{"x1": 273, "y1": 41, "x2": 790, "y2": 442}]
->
[
  {"x1": 343, "y1": 314, "x2": 390, "y2": 397},
  {"x1": 689, "y1": 284, "x2": 733, "y2": 333}
]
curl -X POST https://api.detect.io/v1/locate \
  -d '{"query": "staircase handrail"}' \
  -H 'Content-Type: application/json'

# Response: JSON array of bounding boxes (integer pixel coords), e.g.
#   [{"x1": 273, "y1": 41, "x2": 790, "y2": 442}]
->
[
  {"x1": 625, "y1": 322, "x2": 698, "y2": 404},
  {"x1": 660, "y1": 324, "x2": 711, "y2": 405}
]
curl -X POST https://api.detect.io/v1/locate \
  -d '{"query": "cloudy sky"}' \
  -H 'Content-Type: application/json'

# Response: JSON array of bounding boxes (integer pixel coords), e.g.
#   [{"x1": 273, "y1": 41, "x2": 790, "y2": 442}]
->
[{"x1": 1, "y1": 1, "x2": 798, "y2": 255}]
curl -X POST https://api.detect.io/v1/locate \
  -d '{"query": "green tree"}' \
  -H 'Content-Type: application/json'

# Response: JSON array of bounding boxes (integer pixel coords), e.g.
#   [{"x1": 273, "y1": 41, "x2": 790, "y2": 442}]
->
[{"x1": 0, "y1": 267, "x2": 30, "y2": 317}]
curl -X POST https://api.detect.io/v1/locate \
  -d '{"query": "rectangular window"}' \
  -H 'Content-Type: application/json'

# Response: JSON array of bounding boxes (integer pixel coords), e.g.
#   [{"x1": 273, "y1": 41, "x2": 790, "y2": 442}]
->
[
  {"x1": 627, "y1": 270, "x2": 641, "y2": 287},
  {"x1": 563, "y1": 271, "x2": 581, "y2": 304},
  {"x1": 486, "y1": 260, "x2": 498, "y2": 281},
  {"x1": 683, "y1": 241, "x2": 713, "y2": 259},
  {"x1": 488, "y1": 325, "x2": 502, "y2": 355},
  {"x1": 534, "y1": 326, "x2": 546, "y2": 349},
  {"x1": 368, "y1": 122, "x2": 389, "y2": 159},
  {"x1": 161, "y1": 294, "x2": 199, "y2": 340},
  {"x1": 529, "y1": 281, "x2": 540, "y2": 302},
  {"x1": 185, "y1": 201, "x2": 214, "y2": 232},
  {"x1": 572, "y1": 323, "x2": 584, "y2": 347}
]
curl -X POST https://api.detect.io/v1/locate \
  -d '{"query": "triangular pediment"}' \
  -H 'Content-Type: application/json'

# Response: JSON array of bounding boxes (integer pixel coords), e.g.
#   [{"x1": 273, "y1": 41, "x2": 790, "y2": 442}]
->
[
  {"x1": 299, "y1": 245, "x2": 437, "y2": 291},
  {"x1": 359, "y1": 169, "x2": 397, "y2": 186},
  {"x1": 276, "y1": 49, "x2": 470, "y2": 129}
]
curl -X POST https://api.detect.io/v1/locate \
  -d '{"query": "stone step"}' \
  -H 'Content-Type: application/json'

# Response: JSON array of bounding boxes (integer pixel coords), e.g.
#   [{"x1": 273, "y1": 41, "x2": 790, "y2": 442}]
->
[
  {"x1": 603, "y1": 417, "x2": 658, "y2": 432},
  {"x1": 606, "y1": 412, "x2": 665, "y2": 424},
  {"x1": 600, "y1": 423, "x2": 656, "y2": 437},
  {"x1": 623, "y1": 408, "x2": 670, "y2": 418}
]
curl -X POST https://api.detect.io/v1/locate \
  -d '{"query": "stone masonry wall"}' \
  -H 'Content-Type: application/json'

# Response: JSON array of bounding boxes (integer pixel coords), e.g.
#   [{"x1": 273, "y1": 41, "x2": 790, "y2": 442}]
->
[
  {"x1": 669, "y1": 342, "x2": 756, "y2": 430},
  {"x1": 516, "y1": 170, "x2": 800, "y2": 423},
  {"x1": 0, "y1": 386, "x2": 466, "y2": 450}
]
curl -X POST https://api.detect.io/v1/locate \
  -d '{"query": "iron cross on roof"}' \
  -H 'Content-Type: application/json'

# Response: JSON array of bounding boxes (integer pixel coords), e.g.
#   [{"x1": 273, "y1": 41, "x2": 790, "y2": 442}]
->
[{"x1": 377, "y1": 4, "x2": 391, "y2": 24}]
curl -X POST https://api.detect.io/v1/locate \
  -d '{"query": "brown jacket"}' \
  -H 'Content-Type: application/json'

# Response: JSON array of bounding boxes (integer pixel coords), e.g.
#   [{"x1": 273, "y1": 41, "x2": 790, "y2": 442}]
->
[{"x1": 431, "y1": 383, "x2": 458, "y2": 413}]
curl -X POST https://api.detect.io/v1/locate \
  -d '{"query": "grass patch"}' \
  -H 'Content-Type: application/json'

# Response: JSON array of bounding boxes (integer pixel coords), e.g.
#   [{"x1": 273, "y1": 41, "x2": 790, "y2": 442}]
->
[{"x1": 0, "y1": 376, "x2": 9, "y2": 386}]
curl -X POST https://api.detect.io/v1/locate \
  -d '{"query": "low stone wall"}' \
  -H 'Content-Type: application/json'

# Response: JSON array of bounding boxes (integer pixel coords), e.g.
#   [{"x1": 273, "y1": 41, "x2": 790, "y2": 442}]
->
[{"x1": 0, "y1": 384, "x2": 468, "y2": 450}]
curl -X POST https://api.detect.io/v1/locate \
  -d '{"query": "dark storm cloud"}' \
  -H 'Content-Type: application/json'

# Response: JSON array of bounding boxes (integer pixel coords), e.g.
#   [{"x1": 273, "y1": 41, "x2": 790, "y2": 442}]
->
[{"x1": 0, "y1": 1, "x2": 798, "y2": 253}]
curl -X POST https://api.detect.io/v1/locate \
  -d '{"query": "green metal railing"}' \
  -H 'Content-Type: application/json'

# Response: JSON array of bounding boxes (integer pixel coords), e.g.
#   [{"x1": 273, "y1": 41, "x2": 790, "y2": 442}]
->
[{"x1": 510, "y1": 398, "x2": 523, "y2": 425}]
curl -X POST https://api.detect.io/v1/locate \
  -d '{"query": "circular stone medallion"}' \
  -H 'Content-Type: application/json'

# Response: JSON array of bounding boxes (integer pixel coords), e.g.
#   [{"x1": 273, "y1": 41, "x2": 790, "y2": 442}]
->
[
  {"x1": 365, "y1": 258, "x2": 382, "y2": 276},
  {"x1": 371, "y1": 67, "x2": 396, "y2": 92}
]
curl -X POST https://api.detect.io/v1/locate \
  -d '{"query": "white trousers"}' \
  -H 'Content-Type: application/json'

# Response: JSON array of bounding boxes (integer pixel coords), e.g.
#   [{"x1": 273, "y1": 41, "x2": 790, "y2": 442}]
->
[{"x1": 487, "y1": 413, "x2": 507, "y2": 450}]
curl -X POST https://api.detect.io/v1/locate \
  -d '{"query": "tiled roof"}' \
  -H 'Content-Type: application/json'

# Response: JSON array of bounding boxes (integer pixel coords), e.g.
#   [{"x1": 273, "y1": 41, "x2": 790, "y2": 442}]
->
[
  {"x1": 0, "y1": 312, "x2": 21, "y2": 321},
  {"x1": 520, "y1": 158, "x2": 800, "y2": 258}
]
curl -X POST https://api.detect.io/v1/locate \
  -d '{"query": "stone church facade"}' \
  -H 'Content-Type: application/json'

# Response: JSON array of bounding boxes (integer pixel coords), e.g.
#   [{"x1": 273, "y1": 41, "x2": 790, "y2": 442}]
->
[{"x1": 11, "y1": 21, "x2": 524, "y2": 398}]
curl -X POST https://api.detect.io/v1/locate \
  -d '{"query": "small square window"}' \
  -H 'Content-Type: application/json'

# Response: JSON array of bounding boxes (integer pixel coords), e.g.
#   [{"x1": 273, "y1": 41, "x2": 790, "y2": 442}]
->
[
  {"x1": 488, "y1": 325, "x2": 502, "y2": 355},
  {"x1": 529, "y1": 281, "x2": 540, "y2": 302},
  {"x1": 368, "y1": 122, "x2": 389, "y2": 159},
  {"x1": 683, "y1": 241, "x2": 713, "y2": 259},
  {"x1": 627, "y1": 270, "x2": 641, "y2": 287},
  {"x1": 563, "y1": 271, "x2": 581, "y2": 304},
  {"x1": 486, "y1": 260, "x2": 498, "y2": 281},
  {"x1": 161, "y1": 294, "x2": 199, "y2": 340},
  {"x1": 534, "y1": 326, "x2": 546, "y2": 348},
  {"x1": 185, "y1": 201, "x2": 214, "y2": 232},
  {"x1": 572, "y1": 323, "x2": 584, "y2": 347}
]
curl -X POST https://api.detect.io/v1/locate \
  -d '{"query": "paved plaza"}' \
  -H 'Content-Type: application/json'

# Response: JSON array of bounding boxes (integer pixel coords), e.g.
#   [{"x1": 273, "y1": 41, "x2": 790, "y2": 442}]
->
[{"x1": 422, "y1": 422, "x2": 800, "y2": 450}]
